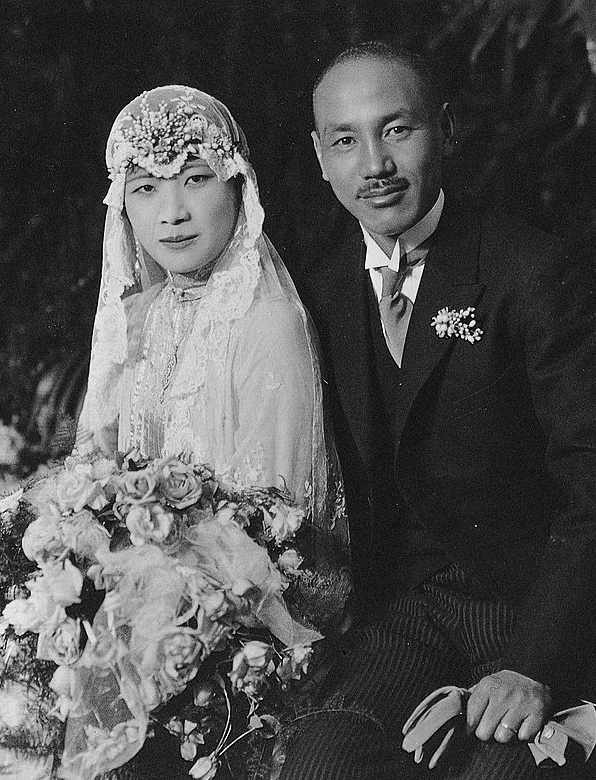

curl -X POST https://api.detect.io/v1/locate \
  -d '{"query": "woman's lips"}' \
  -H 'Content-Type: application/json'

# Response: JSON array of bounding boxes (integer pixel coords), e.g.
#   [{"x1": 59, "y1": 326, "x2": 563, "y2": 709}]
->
[{"x1": 159, "y1": 234, "x2": 198, "y2": 248}]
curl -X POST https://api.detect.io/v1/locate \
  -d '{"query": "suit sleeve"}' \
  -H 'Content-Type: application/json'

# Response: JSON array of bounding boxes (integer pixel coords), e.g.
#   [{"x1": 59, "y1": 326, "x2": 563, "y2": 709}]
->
[{"x1": 502, "y1": 245, "x2": 596, "y2": 703}]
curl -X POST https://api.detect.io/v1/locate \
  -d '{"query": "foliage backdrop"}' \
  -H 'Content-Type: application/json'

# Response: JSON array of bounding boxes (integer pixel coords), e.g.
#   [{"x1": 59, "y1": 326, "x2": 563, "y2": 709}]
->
[{"x1": 1, "y1": 0, "x2": 595, "y2": 447}]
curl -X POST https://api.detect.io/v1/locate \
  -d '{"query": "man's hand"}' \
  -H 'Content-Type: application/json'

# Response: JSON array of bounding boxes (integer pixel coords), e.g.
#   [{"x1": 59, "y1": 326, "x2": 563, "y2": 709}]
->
[{"x1": 466, "y1": 670, "x2": 553, "y2": 743}]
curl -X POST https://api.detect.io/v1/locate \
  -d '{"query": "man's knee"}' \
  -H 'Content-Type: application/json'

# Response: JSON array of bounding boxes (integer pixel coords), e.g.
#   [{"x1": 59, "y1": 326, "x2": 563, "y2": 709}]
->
[{"x1": 278, "y1": 710, "x2": 417, "y2": 780}]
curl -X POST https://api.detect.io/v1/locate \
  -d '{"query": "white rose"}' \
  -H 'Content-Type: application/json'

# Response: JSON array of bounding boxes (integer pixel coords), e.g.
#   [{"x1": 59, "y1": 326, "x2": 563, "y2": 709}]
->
[
  {"x1": 37, "y1": 617, "x2": 81, "y2": 665},
  {"x1": 160, "y1": 628, "x2": 203, "y2": 686},
  {"x1": 276, "y1": 644, "x2": 313, "y2": 684},
  {"x1": 126, "y1": 503, "x2": 174, "y2": 546},
  {"x1": 202, "y1": 591, "x2": 227, "y2": 620},
  {"x1": 229, "y1": 640, "x2": 273, "y2": 691},
  {"x1": 2, "y1": 599, "x2": 42, "y2": 635},
  {"x1": 39, "y1": 560, "x2": 83, "y2": 607},
  {"x1": 189, "y1": 754, "x2": 219, "y2": 780},
  {"x1": 242, "y1": 640, "x2": 272, "y2": 669},
  {"x1": 55, "y1": 469, "x2": 104, "y2": 513},
  {"x1": 117, "y1": 468, "x2": 157, "y2": 506},
  {"x1": 277, "y1": 549, "x2": 304, "y2": 576},
  {"x1": 22, "y1": 516, "x2": 66, "y2": 563},
  {"x1": 60, "y1": 510, "x2": 110, "y2": 562},
  {"x1": 265, "y1": 503, "x2": 304, "y2": 543},
  {"x1": 2, "y1": 579, "x2": 62, "y2": 635},
  {"x1": 26, "y1": 578, "x2": 64, "y2": 630},
  {"x1": 153, "y1": 457, "x2": 203, "y2": 509}
]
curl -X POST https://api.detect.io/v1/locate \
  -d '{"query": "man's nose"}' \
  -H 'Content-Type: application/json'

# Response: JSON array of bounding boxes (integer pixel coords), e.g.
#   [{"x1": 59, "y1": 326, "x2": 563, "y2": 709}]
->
[
  {"x1": 160, "y1": 186, "x2": 191, "y2": 224},
  {"x1": 359, "y1": 139, "x2": 396, "y2": 179}
]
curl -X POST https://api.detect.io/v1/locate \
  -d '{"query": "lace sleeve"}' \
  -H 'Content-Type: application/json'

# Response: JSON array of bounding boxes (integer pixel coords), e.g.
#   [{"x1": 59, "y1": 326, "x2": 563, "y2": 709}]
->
[
  {"x1": 231, "y1": 297, "x2": 318, "y2": 504},
  {"x1": 232, "y1": 297, "x2": 352, "y2": 633}
]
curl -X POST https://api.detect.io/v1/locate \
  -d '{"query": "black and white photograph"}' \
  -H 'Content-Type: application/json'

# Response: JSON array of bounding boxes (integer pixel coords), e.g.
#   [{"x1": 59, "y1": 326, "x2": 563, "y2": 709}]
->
[{"x1": 1, "y1": 2, "x2": 596, "y2": 779}]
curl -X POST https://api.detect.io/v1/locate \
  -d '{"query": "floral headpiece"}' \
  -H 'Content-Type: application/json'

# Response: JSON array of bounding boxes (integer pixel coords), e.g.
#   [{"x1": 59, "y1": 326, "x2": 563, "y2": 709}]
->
[
  {"x1": 109, "y1": 92, "x2": 237, "y2": 180},
  {"x1": 104, "y1": 86, "x2": 251, "y2": 210}
]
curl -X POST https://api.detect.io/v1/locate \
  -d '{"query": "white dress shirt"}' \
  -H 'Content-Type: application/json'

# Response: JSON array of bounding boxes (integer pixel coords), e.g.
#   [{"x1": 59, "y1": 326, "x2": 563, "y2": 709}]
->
[{"x1": 362, "y1": 189, "x2": 445, "y2": 306}]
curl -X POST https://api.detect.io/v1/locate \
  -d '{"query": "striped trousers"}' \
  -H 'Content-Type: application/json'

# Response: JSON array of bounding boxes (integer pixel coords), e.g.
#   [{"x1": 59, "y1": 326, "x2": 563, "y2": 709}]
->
[{"x1": 277, "y1": 565, "x2": 591, "y2": 780}]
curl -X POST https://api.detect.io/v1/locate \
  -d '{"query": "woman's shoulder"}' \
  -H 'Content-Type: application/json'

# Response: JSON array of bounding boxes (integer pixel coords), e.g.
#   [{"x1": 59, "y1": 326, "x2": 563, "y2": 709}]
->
[
  {"x1": 232, "y1": 296, "x2": 316, "y2": 383},
  {"x1": 241, "y1": 295, "x2": 307, "y2": 340}
]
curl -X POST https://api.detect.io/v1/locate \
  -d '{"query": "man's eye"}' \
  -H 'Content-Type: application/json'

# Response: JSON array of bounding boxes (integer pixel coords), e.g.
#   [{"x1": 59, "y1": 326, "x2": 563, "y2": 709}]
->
[
  {"x1": 386, "y1": 126, "x2": 409, "y2": 137},
  {"x1": 332, "y1": 137, "x2": 355, "y2": 147}
]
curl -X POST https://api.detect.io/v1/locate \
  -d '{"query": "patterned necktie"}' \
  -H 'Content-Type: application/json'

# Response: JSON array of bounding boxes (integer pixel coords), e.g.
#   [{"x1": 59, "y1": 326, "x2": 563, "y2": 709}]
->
[{"x1": 378, "y1": 254, "x2": 414, "y2": 368}]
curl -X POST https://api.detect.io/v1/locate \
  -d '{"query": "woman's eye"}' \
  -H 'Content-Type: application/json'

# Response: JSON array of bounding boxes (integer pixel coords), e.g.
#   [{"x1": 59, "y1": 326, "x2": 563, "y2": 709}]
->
[
  {"x1": 187, "y1": 174, "x2": 210, "y2": 184},
  {"x1": 134, "y1": 183, "x2": 155, "y2": 194}
]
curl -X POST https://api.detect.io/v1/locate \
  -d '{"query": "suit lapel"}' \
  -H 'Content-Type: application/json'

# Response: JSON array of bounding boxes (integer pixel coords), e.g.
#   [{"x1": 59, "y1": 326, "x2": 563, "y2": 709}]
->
[
  {"x1": 319, "y1": 207, "x2": 485, "y2": 470},
  {"x1": 322, "y1": 233, "x2": 390, "y2": 470},
  {"x1": 393, "y1": 206, "x2": 485, "y2": 450}
]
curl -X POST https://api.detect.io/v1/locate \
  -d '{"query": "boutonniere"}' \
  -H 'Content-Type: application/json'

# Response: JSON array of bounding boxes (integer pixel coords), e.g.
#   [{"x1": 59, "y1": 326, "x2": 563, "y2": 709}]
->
[{"x1": 431, "y1": 307, "x2": 483, "y2": 343}]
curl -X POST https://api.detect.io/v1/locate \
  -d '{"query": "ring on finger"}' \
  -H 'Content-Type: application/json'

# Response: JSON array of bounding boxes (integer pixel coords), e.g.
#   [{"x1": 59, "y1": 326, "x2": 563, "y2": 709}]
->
[{"x1": 499, "y1": 722, "x2": 518, "y2": 734}]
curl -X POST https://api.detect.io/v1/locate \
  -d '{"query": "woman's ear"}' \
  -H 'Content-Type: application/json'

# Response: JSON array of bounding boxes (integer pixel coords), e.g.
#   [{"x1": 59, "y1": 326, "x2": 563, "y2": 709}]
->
[
  {"x1": 234, "y1": 173, "x2": 244, "y2": 200},
  {"x1": 440, "y1": 103, "x2": 455, "y2": 158},
  {"x1": 133, "y1": 233, "x2": 144, "y2": 267},
  {"x1": 232, "y1": 173, "x2": 244, "y2": 219}
]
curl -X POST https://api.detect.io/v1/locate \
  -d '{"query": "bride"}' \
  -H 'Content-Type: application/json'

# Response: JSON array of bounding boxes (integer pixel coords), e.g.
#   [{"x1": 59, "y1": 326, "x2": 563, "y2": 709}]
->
[
  {"x1": 70, "y1": 85, "x2": 349, "y2": 779},
  {"x1": 78, "y1": 85, "x2": 334, "y2": 521}
]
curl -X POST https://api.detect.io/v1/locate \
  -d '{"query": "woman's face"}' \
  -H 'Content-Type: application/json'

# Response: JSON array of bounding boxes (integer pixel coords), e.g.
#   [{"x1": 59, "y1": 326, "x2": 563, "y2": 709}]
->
[{"x1": 124, "y1": 158, "x2": 240, "y2": 275}]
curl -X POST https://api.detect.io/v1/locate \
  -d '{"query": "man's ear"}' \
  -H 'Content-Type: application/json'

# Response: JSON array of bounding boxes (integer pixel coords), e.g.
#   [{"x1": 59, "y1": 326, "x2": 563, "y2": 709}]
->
[
  {"x1": 311, "y1": 130, "x2": 329, "y2": 181},
  {"x1": 440, "y1": 103, "x2": 455, "y2": 158}
]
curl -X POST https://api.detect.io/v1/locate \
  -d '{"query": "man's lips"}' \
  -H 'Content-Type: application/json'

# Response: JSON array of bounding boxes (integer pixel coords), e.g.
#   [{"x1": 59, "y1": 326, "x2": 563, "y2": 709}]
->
[
  {"x1": 358, "y1": 185, "x2": 408, "y2": 206},
  {"x1": 358, "y1": 183, "x2": 408, "y2": 199}
]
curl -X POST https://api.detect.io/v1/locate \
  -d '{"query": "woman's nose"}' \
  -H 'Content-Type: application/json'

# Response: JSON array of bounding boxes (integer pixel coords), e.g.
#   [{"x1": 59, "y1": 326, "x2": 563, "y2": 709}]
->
[
  {"x1": 160, "y1": 186, "x2": 191, "y2": 224},
  {"x1": 359, "y1": 139, "x2": 397, "y2": 179}
]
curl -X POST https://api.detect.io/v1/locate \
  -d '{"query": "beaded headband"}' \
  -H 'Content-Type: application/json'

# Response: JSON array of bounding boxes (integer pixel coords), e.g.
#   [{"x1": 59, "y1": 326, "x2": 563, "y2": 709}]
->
[
  {"x1": 104, "y1": 86, "x2": 250, "y2": 210},
  {"x1": 107, "y1": 87, "x2": 245, "y2": 182}
]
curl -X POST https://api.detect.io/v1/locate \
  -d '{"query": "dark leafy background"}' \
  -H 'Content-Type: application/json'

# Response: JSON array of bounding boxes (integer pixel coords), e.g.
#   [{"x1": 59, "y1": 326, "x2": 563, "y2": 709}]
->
[{"x1": 1, "y1": 0, "x2": 595, "y2": 452}]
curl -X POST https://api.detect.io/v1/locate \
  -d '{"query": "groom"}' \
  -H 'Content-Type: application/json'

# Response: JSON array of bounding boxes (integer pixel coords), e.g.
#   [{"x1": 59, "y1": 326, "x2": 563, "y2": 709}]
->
[{"x1": 284, "y1": 41, "x2": 596, "y2": 779}]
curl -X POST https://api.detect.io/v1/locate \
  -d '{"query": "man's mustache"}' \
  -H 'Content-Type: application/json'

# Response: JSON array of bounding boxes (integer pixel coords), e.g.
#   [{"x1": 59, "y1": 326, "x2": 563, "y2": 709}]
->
[{"x1": 357, "y1": 176, "x2": 409, "y2": 198}]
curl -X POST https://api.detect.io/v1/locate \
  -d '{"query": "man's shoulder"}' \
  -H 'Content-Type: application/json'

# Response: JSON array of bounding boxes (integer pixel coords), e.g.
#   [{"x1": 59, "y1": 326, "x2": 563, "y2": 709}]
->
[
  {"x1": 295, "y1": 220, "x2": 363, "y2": 307},
  {"x1": 476, "y1": 208, "x2": 565, "y2": 258},
  {"x1": 442, "y1": 202, "x2": 562, "y2": 250},
  {"x1": 305, "y1": 203, "x2": 565, "y2": 267},
  {"x1": 306, "y1": 220, "x2": 363, "y2": 275},
  {"x1": 296, "y1": 203, "x2": 568, "y2": 306},
  {"x1": 439, "y1": 203, "x2": 568, "y2": 284}
]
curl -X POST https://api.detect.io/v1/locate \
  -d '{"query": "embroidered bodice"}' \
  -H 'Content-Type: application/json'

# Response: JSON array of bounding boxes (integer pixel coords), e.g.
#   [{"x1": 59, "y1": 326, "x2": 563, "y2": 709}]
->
[{"x1": 123, "y1": 276, "x2": 207, "y2": 460}]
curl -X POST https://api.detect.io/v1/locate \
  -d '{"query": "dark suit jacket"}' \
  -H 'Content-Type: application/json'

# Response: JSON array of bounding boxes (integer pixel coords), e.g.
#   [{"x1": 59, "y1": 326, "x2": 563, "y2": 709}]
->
[{"x1": 296, "y1": 204, "x2": 596, "y2": 704}]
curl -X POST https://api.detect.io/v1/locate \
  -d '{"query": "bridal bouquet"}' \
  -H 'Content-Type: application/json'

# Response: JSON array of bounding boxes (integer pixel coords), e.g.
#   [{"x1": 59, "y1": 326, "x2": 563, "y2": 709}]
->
[{"x1": 0, "y1": 451, "x2": 322, "y2": 779}]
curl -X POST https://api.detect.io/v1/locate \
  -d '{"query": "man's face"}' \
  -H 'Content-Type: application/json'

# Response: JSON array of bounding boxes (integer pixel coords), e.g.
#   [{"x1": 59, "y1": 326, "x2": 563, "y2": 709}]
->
[{"x1": 312, "y1": 57, "x2": 447, "y2": 253}]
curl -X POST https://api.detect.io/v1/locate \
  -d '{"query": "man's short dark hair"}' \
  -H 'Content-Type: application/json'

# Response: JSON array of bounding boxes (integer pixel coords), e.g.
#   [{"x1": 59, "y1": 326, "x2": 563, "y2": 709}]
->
[{"x1": 312, "y1": 40, "x2": 443, "y2": 126}]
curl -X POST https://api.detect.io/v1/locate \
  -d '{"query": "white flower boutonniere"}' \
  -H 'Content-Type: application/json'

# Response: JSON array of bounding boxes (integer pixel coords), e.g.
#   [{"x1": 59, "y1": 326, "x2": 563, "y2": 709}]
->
[{"x1": 431, "y1": 307, "x2": 483, "y2": 343}]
